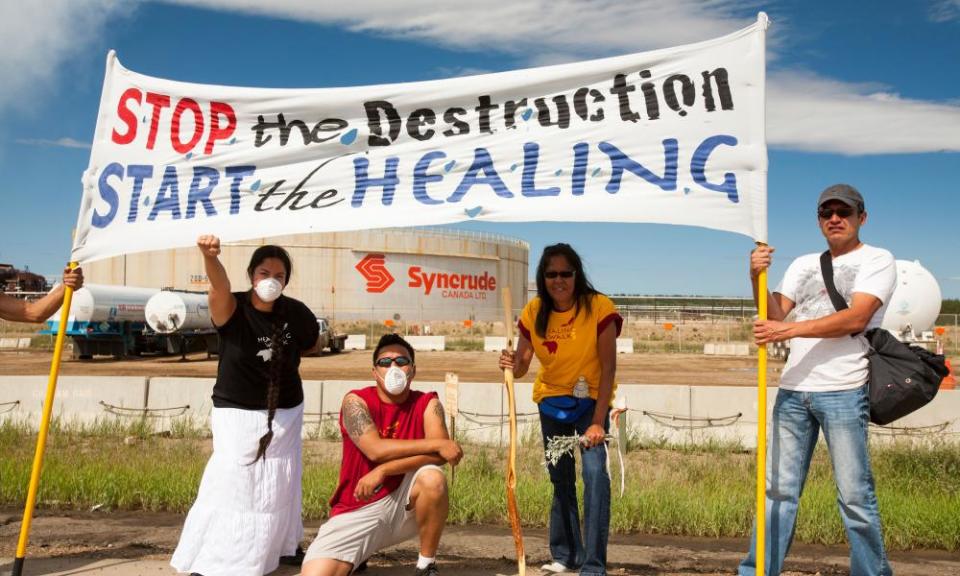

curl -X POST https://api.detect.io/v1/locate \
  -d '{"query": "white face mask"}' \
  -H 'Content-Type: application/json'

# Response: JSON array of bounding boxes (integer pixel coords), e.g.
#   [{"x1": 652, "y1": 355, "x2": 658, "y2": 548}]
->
[
  {"x1": 383, "y1": 365, "x2": 409, "y2": 395},
  {"x1": 254, "y1": 277, "x2": 283, "y2": 303}
]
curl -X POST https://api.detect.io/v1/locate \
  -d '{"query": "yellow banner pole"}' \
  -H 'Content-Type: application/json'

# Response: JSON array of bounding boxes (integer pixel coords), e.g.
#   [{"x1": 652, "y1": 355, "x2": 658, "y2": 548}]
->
[
  {"x1": 12, "y1": 262, "x2": 78, "y2": 576},
  {"x1": 755, "y1": 260, "x2": 769, "y2": 576},
  {"x1": 501, "y1": 286, "x2": 526, "y2": 576}
]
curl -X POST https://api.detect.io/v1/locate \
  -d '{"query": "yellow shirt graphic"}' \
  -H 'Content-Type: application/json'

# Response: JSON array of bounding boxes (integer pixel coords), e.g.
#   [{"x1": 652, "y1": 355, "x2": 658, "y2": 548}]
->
[{"x1": 518, "y1": 293, "x2": 622, "y2": 404}]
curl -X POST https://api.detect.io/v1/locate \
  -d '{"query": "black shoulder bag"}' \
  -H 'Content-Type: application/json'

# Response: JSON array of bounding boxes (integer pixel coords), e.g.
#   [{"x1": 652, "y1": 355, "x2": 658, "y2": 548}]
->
[{"x1": 820, "y1": 251, "x2": 949, "y2": 425}]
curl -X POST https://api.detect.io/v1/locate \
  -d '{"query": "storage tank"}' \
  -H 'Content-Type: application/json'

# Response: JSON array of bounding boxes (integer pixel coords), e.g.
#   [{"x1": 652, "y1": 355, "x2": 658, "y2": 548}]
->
[
  {"x1": 145, "y1": 291, "x2": 213, "y2": 334},
  {"x1": 49, "y1": 284, "x2": 158, "y2": 325},
  {"x1": 82, "y1": 227, "x2": 529, "y2": 322},
  {"x1": 882, "y1": 260, "x2": 942, "y2": 341}
]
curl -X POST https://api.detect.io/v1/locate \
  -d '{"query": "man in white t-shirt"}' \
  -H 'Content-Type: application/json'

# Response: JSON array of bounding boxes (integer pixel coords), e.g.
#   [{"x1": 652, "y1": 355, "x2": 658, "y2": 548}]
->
[{"x1": 739, "y1": 184, "x2": 896, "y2": 576}]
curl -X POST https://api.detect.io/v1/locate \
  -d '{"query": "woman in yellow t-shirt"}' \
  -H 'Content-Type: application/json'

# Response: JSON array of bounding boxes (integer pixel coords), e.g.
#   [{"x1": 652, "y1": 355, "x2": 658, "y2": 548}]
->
[{"x1": 499, "y1": 243, "x2": 622, "y2": 576}]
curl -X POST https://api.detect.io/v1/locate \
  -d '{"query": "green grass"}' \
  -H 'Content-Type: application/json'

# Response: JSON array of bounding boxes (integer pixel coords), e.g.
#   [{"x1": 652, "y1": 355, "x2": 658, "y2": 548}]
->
[{"x1": 1, "y1": 418, "x2": 957, "y2": 550}]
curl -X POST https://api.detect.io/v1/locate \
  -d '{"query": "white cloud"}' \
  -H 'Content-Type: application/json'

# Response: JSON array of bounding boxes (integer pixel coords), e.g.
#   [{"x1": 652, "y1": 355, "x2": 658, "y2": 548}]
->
[
  {"x1": 5, "y1": 0, "x2": 956, "y2": 156},
  {"x1": 15, "y1": 137, "x2": 91, "y2": 149},
  {"x1": 163, "y1": 0, "x2": 959, "y2": 156},
  {"x1": 767, "y1": 70, "x2": 960, "y2": 154},
  {"x1": 431, "y1": 66, "x2": 496, "y2": 80},
  {"x1": 929, "y1": 0, "x2": 960, "y2": 22},
  {"x1": 0, "y1": 0, "x2": 128, "y2": 118},
  {"x1": 161, "y1": 0, "x2": 759, "y2": 56}
]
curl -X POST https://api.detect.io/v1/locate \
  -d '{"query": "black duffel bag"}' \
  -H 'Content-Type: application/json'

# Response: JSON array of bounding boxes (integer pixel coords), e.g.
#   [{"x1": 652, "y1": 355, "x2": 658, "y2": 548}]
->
[
  {"x1": 862, "y1": 327, "x2": 949, "y2": 425},
  {"x1": 820, "y1": 251, "x2": 949, "y2": 425}
]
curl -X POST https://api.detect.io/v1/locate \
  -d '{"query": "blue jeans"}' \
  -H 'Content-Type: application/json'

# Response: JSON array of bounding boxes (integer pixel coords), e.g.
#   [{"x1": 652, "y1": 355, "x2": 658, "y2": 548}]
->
[
  {"x1": 539, "y1": 404, "x2": 610, "y2": 576},
  {"x1": 739, "y1": 386, "x2": 892, "y2": 576}
]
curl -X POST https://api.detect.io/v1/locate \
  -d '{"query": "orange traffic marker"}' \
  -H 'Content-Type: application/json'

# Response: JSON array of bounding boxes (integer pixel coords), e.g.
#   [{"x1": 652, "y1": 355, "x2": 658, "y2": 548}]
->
[{"x1": 941, "y1": 359, "x2": 956, "y2": 390}]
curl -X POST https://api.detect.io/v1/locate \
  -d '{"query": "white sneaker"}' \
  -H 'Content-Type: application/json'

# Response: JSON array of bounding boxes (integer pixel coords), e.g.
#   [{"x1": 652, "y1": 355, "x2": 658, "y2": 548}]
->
[{"x1": 540, "y1": 561, "x2": 573, "y2": 574}]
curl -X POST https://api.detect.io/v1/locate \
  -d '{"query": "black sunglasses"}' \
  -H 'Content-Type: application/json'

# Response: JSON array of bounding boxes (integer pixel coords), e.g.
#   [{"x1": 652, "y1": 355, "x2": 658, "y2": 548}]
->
[
  {"x1": 375, "y1": 356, "x2": 412, "y2": 368},
  {"x1": 818, "y1": 206, "x2": 856, "y2": 219},
  {"x1": 544, "y1": 270, "x2": 575, "y2": 279}
]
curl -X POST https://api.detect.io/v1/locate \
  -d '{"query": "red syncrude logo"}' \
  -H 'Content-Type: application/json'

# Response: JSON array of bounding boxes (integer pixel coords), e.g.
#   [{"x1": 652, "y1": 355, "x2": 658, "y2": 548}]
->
[{"x1": 355, "y1": 253, "x2": 395, "y2": 293}]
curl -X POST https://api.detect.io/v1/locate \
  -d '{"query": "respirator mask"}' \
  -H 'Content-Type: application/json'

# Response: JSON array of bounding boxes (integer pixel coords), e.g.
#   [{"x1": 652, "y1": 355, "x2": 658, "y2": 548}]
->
[
  {"x1": 383, "y1": 366, "x2": 409, "y2": 395},
  {"x1": 254, "y1": 278, "x2": 283, "y2": 303}
]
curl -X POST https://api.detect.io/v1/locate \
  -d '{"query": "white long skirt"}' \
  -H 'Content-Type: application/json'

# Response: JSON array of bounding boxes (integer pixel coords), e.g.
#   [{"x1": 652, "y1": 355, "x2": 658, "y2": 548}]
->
[{"x1": 171, "y1": 403, "x2": 303, "y2": 576}]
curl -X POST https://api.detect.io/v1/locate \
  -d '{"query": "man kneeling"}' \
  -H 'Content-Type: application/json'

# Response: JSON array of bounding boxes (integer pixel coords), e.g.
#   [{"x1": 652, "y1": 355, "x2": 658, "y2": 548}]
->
[{"x1": 302, "y1": 334, "x2": 463, "y2": 576}]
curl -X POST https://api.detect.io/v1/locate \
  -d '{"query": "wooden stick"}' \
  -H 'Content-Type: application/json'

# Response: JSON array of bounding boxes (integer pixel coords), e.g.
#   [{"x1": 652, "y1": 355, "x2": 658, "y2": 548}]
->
[
  {"x1": 445, "y1": 372, "x2": 459, "y2": 486},
  {"x1": 501, "y1": 287, "x2": 526, "y2": 576}
]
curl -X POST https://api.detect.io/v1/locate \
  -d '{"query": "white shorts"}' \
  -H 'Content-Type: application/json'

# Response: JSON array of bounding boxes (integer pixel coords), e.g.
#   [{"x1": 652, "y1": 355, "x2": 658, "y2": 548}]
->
[{"x1": 304, "y1": 465, "x2": 443, "y2": 568}]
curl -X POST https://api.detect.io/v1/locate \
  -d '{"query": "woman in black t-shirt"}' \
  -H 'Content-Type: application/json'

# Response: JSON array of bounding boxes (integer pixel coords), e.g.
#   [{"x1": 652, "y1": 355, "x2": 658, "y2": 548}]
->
[{"x1": 172, "y1": 235, "x2": 320, "y2": 576}]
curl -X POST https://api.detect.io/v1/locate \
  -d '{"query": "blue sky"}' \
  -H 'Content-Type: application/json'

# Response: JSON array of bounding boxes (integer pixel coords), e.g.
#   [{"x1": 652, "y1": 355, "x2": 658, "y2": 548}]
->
[{"x1": 1, "y1": 0, "x2": 958, "y2": 297}]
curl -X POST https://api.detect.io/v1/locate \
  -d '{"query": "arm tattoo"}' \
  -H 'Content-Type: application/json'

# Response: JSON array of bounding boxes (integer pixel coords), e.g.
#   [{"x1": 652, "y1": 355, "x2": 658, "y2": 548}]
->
[
  {"x1": 433, "y1": 400, "x2": 449, "y2": 435},
  {"x1": 344, "y1": 397, "x2": 375, "y2": 442}
]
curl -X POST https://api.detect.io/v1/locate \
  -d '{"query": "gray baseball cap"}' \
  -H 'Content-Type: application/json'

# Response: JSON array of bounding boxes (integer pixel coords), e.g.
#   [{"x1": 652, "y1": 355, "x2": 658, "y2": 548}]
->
[{"x1": 817, "y1": 183, "x2": 864, "y2": 211}]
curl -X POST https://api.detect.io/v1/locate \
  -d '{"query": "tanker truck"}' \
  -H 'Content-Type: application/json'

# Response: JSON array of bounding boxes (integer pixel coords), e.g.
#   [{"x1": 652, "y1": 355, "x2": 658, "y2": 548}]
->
[
  {"x1": 146, "y1": 291, "x2": 346, "y2": 356},
  {"x1": 144, "y1": 290, "x2": 219, "y2": 358},
  {"x1": 44, "y1": 284, "x2": 170, "y2": 358},
  {"x1": 46, "y1": 284, "x2": 347, "y2": 359}
]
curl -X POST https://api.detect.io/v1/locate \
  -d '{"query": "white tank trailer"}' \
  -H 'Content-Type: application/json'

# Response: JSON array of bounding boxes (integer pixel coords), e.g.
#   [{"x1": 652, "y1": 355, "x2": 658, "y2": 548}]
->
[
  {"x1": 45, "y1": 284, "x2": 217, "y2": 359},
  {"x1": 45, "y1": 284, "x2": 160, "y2": 358},
  {"x1": 143, "y1": 290, "x2": 219, "y2": 358},
  {"x1": 881, "y1": 260, "x2": 942, "y2": 342},
  {"x1": 53, "y1": 284, "x2": 159, "y2": 324},
  {"x1": 145, "y1": 291, "x2": 213, "y2": 334}
]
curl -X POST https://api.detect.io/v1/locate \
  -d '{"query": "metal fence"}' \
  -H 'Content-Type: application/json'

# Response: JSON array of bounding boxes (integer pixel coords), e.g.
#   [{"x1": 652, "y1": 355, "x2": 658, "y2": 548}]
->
[{"x1": 611, "y1": 296, "x2": 757, "y2": 322}]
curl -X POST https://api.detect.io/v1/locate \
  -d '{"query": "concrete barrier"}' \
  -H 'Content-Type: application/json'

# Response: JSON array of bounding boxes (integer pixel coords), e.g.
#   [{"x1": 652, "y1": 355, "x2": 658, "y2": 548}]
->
[
  {"x1": 3, "y1": 376, "x2": 958, "y2": 448},
  {"x1": 615, "y1": 384, "x2": 693, "y2": 446},
  {"x1": 300, "y1": 379, "x2": 324, "y2": 435},
  {"x1": 318, "y1": 380, "x2": 360, "y2": 418},
  {"x1": 689, "y1": 385, "x2": 775, "y2": 448},
  {"x1": 870, "y1": 388, "x2": 960, "y2": 444},
  {"x1": 616, "y1": 338, "x2": 634, "y2": 354},
  {"x1": 405, "y1": 336, "x2": 445, "y2": 351},
  {"x1": 0, "y1": 375, "x2": 36, "y2": 422},
  {"x1": 454, "y1": 381, "x2": 541, "y2": 446},
  {"x1": 0, "y1": 375, "x2": 148, "y2": 427},
  {"x1": 704, "y1": 342, "x2": 751, "y2": 356},
  {"x1": 0, "y1": 337, "x2": 30, "y2": 349},
  {"x1": 57, "y1": 376, "x2": 147, "y2": 426},
  {"x1": 484, "y1": 337, "x2": 507, "y2": 352},
  {"x1": 145, "y1": 377, "x2": 214, "y2": 430},
  {"x1": 456, "y1": 382, "x2": 505, "y2": 444},
  {"x1": 345, "y1": 335, "x2": 366, "y2": 351}
]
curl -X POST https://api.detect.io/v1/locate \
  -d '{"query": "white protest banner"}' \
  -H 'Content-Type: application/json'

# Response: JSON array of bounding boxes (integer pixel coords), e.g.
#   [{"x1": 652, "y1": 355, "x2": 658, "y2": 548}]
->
[{"x1": 72, "y1": 14, "x2": 768, "y2": 263}]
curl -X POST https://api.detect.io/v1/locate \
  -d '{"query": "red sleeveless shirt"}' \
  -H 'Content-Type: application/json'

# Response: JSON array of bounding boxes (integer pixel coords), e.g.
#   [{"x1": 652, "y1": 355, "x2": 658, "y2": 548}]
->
[{"x1": 328, "y1": 386, "x2": 438, "y2": 517}]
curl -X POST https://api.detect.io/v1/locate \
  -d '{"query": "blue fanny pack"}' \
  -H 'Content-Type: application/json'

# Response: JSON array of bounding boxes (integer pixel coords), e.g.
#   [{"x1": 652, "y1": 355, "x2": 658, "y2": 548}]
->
[{"x1": 539, "y1": 395, "x2": 596, "y2": 423}]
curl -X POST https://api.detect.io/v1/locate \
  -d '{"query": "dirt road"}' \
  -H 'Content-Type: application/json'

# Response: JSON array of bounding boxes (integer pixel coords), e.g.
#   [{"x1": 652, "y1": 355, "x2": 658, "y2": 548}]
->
[
  {"x1": 0, "y1": 350, "x2": 781, "y2": 387},
  {"x1": 1, "y1": 510, "x2": 957, "y2": 576}
]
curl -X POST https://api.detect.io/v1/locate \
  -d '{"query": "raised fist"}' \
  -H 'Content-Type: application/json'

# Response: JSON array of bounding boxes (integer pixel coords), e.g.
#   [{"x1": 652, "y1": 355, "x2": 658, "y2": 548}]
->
[{"x1": 197, "y1": 235, "x2": 221, "y2": 257}]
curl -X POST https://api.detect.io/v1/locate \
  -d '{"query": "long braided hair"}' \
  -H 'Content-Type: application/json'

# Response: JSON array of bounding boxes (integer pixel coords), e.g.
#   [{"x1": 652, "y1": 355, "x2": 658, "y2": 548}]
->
[
  {"x1": 247, "y1": 245, "x2": 293, "y2": 464},
  {"x1": 534, "y1": 243, "x2": 598, "y2": 339}
]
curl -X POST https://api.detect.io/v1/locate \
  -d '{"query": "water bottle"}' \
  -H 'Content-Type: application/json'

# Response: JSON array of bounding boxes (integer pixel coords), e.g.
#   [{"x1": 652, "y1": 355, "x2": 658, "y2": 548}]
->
[{"x1": 573, "y1": 375, "x2": 589, "y2": 398}]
